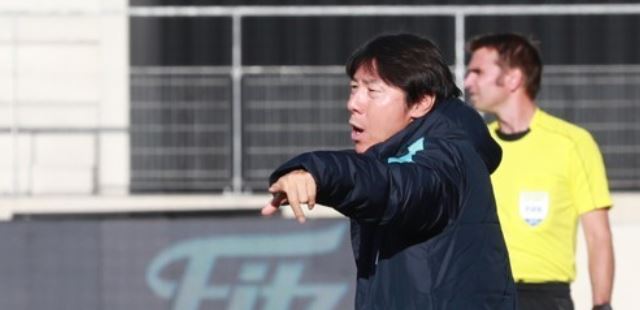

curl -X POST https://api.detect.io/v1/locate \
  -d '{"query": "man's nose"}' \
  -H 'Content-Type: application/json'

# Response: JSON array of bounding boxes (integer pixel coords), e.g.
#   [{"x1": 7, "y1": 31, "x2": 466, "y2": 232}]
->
[
  {"x1": 347, "y1": 93, "x2": 363, "y2": 113},
  {"x1": 463, "y1": 74, "x2": 474, "y2": 90}
]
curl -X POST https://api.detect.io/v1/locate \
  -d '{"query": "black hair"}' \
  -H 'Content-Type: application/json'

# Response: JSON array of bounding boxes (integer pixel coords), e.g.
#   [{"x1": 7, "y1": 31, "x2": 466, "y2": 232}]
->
[{"x1": 346, "y1": 33, "x2": 461, "y2": 106}]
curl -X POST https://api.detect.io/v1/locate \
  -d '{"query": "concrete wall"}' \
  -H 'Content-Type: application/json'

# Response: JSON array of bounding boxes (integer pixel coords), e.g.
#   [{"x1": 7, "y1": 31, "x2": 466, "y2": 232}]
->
[{"x1": 0, "y1": 0, "x2": 128, "y2": 195}]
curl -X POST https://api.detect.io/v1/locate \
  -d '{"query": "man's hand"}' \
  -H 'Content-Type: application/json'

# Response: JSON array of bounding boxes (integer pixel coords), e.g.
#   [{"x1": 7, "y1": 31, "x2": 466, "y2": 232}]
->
[{"x1": 261, "y1": 169, "x2": 317, "y2": 223}]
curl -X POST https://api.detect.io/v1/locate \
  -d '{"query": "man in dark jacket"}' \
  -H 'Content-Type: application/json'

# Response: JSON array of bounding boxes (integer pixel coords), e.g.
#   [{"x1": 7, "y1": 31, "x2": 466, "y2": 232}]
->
[{"x1": 262, "y1": 33, "x2": 516, "y2": 309}]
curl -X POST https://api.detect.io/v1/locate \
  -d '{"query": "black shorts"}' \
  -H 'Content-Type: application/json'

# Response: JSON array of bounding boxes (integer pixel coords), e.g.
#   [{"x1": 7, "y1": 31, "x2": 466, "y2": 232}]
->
[{"x1": 516, "y1": 282, "x2": 574, "y2": 310}]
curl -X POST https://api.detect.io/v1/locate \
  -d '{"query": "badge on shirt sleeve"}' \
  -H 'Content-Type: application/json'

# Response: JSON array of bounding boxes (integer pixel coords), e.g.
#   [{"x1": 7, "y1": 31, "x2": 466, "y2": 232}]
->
[{"x1": 519, "y1": 191, "x2": 549, "y2": 227}]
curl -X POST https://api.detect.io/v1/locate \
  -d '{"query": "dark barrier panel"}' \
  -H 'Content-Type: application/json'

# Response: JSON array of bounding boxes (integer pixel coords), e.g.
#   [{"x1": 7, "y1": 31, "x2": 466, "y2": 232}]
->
[
  {"x1": 0, "y1": 217, "x2": 355, "y2": 310},
  {"x1": 130, "y1": 74, "x2": 234, "y2": 192},
  {"x1": 242, "y1": 16, "x2": 456, "y2": 66},
  {"x1": 241, "y1": 74, "x2": 352, "y2": 191}
]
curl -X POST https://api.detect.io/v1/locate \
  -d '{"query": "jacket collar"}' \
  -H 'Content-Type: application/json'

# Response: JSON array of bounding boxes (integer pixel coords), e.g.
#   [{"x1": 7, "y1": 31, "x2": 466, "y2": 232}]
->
[{"x1": 367, "y1": 98, "x2": 465, "y2": 161}]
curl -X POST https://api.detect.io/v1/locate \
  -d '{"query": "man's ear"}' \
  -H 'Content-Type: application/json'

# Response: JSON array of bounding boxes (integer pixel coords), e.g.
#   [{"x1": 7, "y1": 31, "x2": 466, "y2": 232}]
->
[
  {"x1": 505, "y1": 68, "x2": 524, "y2": 92},
  {"x1": 409, "y1": 94, "x2": 436, "y2": 119}
]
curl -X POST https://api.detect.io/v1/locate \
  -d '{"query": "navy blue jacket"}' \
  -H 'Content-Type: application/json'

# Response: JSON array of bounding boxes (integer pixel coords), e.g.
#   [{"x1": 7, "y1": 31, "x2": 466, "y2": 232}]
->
[{"x1": 270, "y1": 99, "x2": 516, "y2": 309}]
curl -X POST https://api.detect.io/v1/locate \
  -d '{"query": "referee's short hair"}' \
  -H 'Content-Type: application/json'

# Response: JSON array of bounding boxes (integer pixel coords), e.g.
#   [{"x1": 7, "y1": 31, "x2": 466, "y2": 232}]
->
[{"x1": 467, "y1": 33, "x2": 542, "y2": 100}]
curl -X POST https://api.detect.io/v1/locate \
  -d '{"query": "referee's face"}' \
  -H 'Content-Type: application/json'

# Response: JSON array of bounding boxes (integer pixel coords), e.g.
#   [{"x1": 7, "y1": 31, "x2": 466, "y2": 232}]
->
[{"x1": 464, "y1": 47, "x2": 510, "y2": 113}]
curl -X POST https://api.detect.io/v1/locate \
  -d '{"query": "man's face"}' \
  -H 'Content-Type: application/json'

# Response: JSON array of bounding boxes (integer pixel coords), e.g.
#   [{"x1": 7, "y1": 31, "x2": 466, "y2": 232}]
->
[
  {"x1": 464, "y1": 47, "x2": 509, "y2": 113},
  {"x1": 348, "y1": 65, "x2": 413, "y2": 154}
]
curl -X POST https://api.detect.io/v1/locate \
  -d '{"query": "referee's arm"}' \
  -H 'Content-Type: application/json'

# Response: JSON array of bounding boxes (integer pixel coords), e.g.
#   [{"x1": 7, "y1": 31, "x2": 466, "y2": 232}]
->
[{"x1": 581, "y1": 207, "x2": 615, "y2": 308}]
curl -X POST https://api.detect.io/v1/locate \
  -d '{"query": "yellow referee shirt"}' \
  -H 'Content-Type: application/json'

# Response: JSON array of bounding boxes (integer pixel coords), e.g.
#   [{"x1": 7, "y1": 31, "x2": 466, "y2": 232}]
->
[{"x1": 489, "y1": 108, "x2": 612, "y2": 283}]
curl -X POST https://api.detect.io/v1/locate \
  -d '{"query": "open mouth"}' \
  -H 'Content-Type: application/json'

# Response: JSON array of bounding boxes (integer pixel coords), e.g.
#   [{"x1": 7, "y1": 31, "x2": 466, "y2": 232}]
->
[{"x1": 351, "y1": 125, "x2": 364, "y2": 140}]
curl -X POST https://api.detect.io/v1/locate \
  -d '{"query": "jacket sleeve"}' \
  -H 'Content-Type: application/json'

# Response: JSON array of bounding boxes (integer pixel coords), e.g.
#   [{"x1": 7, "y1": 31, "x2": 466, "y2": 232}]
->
[{"x1": 269, "y1": 147, "x2": 456, "y2": 233}]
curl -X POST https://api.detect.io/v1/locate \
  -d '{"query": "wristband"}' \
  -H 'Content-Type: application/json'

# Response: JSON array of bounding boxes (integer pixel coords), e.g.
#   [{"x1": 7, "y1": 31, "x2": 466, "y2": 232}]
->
[{"x1": 593, "y1": 303, "x2": 612, "y2": 310}]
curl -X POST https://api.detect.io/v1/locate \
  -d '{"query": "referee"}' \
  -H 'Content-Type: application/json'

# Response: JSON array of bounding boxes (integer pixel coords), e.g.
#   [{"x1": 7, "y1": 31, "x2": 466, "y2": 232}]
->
[{"x1": 464, "y1": 33, "x2": 615, "y2": 310}]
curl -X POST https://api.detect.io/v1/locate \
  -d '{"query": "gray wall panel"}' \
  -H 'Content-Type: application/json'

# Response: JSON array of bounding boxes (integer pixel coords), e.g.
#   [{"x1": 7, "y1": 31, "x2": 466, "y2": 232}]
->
[{"x1": 0, "y1": 218, "x2": 355, "y2": 310}]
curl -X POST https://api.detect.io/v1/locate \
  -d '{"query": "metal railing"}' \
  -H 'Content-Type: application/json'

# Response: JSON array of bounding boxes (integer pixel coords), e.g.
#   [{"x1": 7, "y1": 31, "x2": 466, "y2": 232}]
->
[{"x1": 4, "y1": 4, "x2": 640, "y2": 195}]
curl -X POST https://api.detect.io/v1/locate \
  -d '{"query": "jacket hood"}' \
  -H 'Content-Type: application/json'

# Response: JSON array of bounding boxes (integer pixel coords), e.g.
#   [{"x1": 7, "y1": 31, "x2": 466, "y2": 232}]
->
[{"x1": 437, "y1": 98, "x2": 502, "y2": 174}]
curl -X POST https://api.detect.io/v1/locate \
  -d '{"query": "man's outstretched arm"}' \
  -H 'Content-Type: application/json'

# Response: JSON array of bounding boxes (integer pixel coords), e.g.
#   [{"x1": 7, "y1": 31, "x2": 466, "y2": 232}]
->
[{"x1": 262, "y1": 150, "x2": 448, "y2": 232}]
